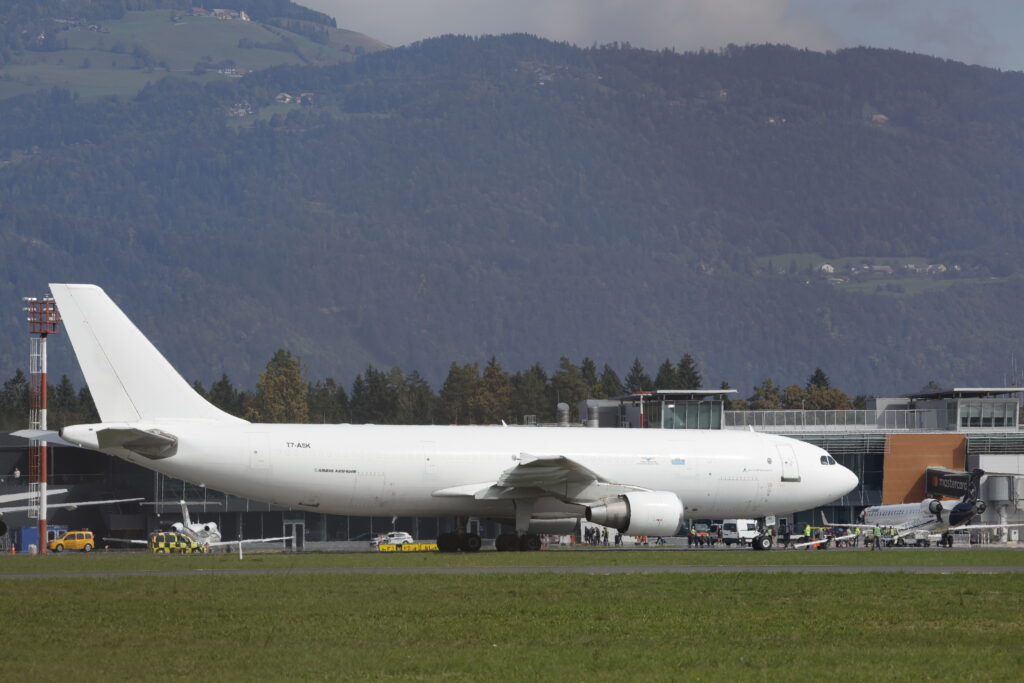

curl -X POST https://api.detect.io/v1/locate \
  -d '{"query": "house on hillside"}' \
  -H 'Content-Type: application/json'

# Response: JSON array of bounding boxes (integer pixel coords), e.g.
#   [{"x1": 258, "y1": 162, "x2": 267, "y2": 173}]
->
[{"x1": 818, "y1": 263, "x2": 835, "y2": 274}]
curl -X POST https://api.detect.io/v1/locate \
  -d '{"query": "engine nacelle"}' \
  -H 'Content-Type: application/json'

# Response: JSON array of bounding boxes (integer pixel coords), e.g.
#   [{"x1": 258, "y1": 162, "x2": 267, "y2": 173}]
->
[
  {"x1": 975, "y1": 500, "x2": 987, "y2": 515},
  {"x1": 171, "y1": 522, "x2": 184, "y2": 532},
  {"x1": 586, "y1": 491, "x2": 683, "y2": 536},
  {"x1": 926, "y1": 499, "x2": 943, "y2": 516}
]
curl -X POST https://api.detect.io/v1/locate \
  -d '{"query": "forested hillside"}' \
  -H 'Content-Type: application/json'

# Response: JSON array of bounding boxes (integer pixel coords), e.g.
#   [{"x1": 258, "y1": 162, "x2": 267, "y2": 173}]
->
[{"x1": 1, "y1": 35, "x2": 1023, "y2": 395}]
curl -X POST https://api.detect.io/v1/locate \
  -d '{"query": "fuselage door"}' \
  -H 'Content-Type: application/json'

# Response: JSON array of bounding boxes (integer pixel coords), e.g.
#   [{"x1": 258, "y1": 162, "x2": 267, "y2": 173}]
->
[
  {"x1": 249, "y1": 434, "x2": 270, "y2": 470},
  {"x1": 776, "y1": 445, "x2": 800, "y2": 482}
]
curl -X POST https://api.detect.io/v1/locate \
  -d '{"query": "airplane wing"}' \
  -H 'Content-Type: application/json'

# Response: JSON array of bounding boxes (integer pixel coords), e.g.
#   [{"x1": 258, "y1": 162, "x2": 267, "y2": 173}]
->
[
  {"x1": 0, "y1": 497, "x2": 142, "y2": 515},
  {"x1": 950, "y1": 522, "x2": 1024, "y2": 531},
  {"x1": 0, "y1": 489, "x2": 68, "y2": 505},
  {"x1": 102, "y1": 537, "x2": 149, "y2": 545},
  {"x1": 432, "y1": 454, "x2": 646, "y2": 503},
  {"x1": 204, "y1": 536, "x2": 292, "y2": 547}
]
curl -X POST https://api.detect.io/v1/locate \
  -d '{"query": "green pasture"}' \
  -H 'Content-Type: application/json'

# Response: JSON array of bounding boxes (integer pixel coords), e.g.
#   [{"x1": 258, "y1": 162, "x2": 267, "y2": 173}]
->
[
  {"x1": 3, "y1": 570, "x2": 1021, "y2": 681},
  {"x1": 1, "y1": 547, "x2": 1022, "y2": 574},
  {"x1": 0, "y1": 11, "x2": 368, "y2": 100}
]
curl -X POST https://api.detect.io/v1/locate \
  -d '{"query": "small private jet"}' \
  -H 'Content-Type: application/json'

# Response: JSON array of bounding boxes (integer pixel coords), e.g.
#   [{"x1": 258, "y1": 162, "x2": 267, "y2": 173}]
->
[{"x1": 104, "y1": 500, "x2": 290, "y2": 552}]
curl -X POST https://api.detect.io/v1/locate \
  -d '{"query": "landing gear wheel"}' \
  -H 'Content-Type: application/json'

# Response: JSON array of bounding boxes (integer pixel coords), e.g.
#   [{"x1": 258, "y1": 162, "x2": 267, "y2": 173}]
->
[
  {"x1": 495, "y1": 533, "x2": 519, "y2": 552},
  {"x1": 436, "y1": 532, "x2": 460, "y2": 553},
  {"x1": 752, "y1": 535, "x2": 773, "y2": 551},
  {"x1": 519, "y1": 534, "x2": 542, "y2": 551},
  {"x1": 459, "y1": 533, "x2": 482, "y2": 552}
]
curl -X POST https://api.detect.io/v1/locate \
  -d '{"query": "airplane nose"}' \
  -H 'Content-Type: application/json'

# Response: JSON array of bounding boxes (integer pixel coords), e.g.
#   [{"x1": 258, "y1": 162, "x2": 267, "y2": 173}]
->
[{"x1": 838, "y1": 465, "x2": 859, "y2": 496}]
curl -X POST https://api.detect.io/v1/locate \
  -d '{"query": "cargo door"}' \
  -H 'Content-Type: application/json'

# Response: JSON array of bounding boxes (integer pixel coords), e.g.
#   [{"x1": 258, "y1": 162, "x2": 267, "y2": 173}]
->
[{"x1": 776, "y1": 445, "x2": 801, "y2": 482}]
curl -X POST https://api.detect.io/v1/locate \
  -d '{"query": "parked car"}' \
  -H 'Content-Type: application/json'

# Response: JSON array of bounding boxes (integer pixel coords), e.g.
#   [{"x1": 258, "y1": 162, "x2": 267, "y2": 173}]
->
[
  {"x1": 48, "y1": 530, "x2": 95, "y2": 552},
  {"x1": 370, "y1": 531, "x2": 414, "y2": 548}
]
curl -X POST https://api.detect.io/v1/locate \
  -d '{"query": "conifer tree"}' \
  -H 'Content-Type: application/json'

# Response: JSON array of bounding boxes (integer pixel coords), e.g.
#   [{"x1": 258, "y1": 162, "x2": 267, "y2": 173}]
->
[
  {"x1": 676, "y1": 354, "x2": 702, "y2": 389},
  {"x1": 247, "y1": 349, "x2": 308, "y2": 423},
  {"x1": 624, "y1": 358, "x2": 652, "y2": 392}
]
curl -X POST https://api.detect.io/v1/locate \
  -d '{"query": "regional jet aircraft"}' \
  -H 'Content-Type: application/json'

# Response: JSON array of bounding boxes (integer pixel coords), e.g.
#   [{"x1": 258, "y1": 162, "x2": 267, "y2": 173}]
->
[
  {"x1": 17, "y1": 284, "x2": 857, "y2": 552},
  {"x1": 824, "y1": 469, "x2": 1024, "y2": 547}
]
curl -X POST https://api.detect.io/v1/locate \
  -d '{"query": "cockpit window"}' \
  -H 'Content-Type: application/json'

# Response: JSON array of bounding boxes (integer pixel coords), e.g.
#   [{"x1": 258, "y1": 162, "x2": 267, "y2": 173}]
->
[
  {"x1": 820, "y1": 455, "x2": 837, "y2": 465},
  {"x1": 820, "y1": 455, "x2": 829, "y2": 465}
]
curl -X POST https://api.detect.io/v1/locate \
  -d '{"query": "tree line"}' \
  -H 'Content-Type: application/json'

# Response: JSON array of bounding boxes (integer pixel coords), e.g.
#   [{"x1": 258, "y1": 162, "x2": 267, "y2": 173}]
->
[{"x1": 0, "y1": 350, "x2": 858, "y2": 430}]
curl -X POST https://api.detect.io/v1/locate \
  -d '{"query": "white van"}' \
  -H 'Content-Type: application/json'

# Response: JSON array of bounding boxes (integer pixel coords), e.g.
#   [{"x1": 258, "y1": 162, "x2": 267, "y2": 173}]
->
[{"x1": 722, "y1": 519, "x2": 759, "y2": 546}]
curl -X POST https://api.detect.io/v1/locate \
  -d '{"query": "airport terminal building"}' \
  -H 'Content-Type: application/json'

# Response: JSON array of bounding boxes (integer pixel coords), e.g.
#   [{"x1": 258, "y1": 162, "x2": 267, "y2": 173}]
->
[{"x1": 2, "y1": 387, "x2": 1023, "y2": 548}]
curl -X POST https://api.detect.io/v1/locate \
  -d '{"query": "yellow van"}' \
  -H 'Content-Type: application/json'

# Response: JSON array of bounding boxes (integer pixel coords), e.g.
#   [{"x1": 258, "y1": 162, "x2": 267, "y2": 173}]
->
[
  {"x1": 149, "y1": 531, "x2": 207, "y2": 554},
  {"x1": 49, "y1": 530, "x2": 96, "y2": 553}
]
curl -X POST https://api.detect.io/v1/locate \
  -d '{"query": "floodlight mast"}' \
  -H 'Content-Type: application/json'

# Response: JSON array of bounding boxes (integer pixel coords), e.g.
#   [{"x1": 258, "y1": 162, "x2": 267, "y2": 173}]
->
[{"x1": 24, "y1": 295, "x2": 61, "y2": 554}]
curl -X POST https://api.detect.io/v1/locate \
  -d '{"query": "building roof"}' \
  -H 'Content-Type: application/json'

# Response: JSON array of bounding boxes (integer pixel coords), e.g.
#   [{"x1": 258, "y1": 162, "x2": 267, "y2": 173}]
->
[
  {"x1": 906, "y1": 387, "x2": 1024, "y2": 400},
  {"x1": 612, "y1": 389, "x2": 737, "y2": 401}
]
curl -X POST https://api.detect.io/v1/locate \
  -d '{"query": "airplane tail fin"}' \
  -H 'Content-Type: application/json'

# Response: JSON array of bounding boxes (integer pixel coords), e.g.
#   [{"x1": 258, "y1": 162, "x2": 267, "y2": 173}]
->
[
  {"x1": 49, "y1": 284, "x2": 245, "y2": 424},
  {"x1": 180, "y1": 500, "x2": 192, "y2": 529}
]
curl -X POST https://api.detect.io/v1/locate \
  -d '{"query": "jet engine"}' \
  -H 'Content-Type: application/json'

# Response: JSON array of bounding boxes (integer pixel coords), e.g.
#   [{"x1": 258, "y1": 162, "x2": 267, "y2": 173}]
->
[
  {"x1": 975, "y1": 500, "x2": 987, "y2": 515},
  {"x1": 926, "y1": 499, "x2": 943, "y2": 516},
  {"x1": 585, "y1": 491, "x2": 683, "y2": 536}
]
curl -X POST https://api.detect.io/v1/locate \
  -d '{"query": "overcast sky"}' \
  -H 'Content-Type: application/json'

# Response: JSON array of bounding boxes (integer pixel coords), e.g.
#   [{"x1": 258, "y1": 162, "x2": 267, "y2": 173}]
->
[{"x1": 304, "y1": 0, "x2": 1024, "y2": 72}]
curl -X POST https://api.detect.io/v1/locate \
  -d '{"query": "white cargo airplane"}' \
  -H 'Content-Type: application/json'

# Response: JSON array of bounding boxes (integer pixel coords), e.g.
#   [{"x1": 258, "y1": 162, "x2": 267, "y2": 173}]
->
[
  {"x1": 823, "y1": 469, "x2": 1024, "y2": 547},
  {"x1": 17, "y1": 284, "x2": 858, "y2": 552}
]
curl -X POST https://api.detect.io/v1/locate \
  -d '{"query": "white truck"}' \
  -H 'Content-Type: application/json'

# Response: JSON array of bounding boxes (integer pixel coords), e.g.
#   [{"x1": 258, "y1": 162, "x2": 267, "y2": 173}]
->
[{"x1": 722, "y1": 519, "x2": 759, "y2": 546}]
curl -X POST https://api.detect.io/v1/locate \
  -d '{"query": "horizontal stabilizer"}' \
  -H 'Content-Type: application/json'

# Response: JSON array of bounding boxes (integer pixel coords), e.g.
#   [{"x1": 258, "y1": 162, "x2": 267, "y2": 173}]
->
[{"x1": 11, "y1": 430, "x2": 76, "y2": 447}]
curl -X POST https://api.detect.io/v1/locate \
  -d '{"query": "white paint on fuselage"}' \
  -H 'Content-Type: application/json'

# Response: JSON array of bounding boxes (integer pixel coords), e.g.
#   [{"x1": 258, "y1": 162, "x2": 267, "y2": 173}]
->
[{"x1": 99, "y1": 422, "x2": 856, "y2": 522}]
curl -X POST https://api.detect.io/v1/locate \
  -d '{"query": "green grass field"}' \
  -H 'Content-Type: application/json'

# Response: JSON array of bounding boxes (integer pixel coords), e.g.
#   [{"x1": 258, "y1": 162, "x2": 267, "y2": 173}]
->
[
  {"x1": 2, "y1": 547, "x2": 1024, "y2": 573},
  {"x1": 2, "y1": 565, "x2": 1021, "y2": 680},
  {"x1": 0, "y1": 11, "x2": 383, "y2": 101}
]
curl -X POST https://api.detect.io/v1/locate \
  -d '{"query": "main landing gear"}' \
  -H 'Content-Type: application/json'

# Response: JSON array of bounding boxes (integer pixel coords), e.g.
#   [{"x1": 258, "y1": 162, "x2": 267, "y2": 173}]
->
[
  {"x1": 436, "y1": 531, "x2": 482, "y2": 553},
  {"x1": 435, "y1": 525, "x2": 543, "y2": 553},
  {"x1": 495, "y1": 532, "x2": 541, "y2": 551},
  {"x1": 751, "y1": 517, "x2": 773, "y2": 551}
]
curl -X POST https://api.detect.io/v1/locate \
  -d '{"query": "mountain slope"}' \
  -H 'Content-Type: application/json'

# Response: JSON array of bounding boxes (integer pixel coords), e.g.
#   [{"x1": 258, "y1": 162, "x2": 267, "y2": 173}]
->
[
  {"x1": 0, "y1": 3, "x2": 386, "y2": 100},
  {"x1": 1, "y1": 37, "x2": 1023, "y2": 394}
]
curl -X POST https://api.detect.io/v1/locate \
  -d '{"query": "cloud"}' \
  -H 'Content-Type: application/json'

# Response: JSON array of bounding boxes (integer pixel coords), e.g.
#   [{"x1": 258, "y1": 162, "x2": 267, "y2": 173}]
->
[{"x1": 304, "y1": 0, "x2": 840, "y2": 52}]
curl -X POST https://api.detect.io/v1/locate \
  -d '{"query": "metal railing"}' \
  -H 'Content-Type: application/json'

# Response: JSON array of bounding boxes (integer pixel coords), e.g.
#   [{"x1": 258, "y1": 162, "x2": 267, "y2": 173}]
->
[{"x1": 724, "y1": 409, "x2": 944, "y2": 432}]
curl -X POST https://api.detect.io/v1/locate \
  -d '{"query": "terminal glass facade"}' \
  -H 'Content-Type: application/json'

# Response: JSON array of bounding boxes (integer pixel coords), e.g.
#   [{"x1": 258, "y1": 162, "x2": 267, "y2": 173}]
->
[
  {"x1": 661, "y1": 401, "x2": 722, "y2": 430},
  {"x1": 956, "y1": 399, "x2": 1018, "y2": 429}
]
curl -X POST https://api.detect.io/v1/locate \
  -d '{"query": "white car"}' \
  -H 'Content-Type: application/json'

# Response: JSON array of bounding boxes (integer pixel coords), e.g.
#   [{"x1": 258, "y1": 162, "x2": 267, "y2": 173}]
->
[{"x1": 370, "y1": 531, "x2": 414, "y2": 548}]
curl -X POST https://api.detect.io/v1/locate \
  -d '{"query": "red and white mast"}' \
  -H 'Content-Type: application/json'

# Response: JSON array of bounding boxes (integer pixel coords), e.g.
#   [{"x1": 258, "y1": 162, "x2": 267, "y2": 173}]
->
[{"x1": 24, "y1": 294, "x2": 60, "y2": 554}]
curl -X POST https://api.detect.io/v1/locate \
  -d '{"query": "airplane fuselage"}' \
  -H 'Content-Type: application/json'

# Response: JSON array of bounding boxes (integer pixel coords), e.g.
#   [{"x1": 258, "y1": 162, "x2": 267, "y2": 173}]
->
[{"x1": 67, "y1": 421, "x2": 856, "y2": 524}]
